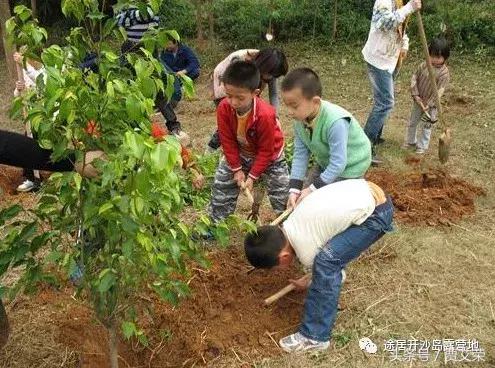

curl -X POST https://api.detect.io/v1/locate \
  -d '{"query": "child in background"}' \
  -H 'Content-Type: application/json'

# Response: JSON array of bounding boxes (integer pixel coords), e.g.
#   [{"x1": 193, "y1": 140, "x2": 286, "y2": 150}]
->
[
  {"x1": 208, "y1": 61, "x2": 289, "y2": 225},
  {"x1": 403, "y1": 37, "x2": 450, "y2": 154},
  {"x1": 281, "y1": 68, "x2": 371, "y2": 208},
  {"x1": 156, "y1": 38, "x2": 201, "y2": 136},
  {"x1": 207, "y1": 48, "x2": 288, "y2": 151}
]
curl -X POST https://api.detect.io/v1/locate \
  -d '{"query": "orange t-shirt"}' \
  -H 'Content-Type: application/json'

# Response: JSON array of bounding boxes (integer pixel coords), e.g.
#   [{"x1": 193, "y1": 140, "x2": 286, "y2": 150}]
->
[{"x1": 236, "y1": 110, "x2": 256, "y2": 158}]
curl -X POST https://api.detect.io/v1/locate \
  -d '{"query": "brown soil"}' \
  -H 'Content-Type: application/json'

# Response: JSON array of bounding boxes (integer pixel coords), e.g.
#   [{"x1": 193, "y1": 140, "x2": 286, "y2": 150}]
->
[
  {"x1": 366, "y1": 169, "x2": 485, "y2": 226},
  {"x1": 0, "y1": 165, "x2": 23, "y2": 196},
  {"x1": 42, "y1": 248, "x2": 305, "y2": 367}
]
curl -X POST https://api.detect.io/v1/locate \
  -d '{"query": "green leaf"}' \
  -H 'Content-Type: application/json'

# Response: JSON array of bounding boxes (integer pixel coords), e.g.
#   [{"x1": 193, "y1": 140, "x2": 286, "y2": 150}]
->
[
  {"x1": 98, "y1": 269, "x2": 116, "y2": 293},
  {"x1": 0, "y1": 205, "x2": 22, "y2": 225},
  {"x1": 98, "y1": 202, "x2": 114, "y2": 215},
  {"x1": 125, "y1": 96, "x2": 142, "y2": 121},
  {"x1": 73, "y1": 173, "x2": 82, "y2": 192},
  {"x1": 179, "y1": 74, "x2": 195, "y2": 99},
  {"x1": 124, "y1": 132, "x2": 145, "y2": 159},
  {"x1": 122, "y1": 321, "x2": 137, "y2": 339},
  {"x1": 150, "y1": 142, "x2": 169, "y2": 171}
]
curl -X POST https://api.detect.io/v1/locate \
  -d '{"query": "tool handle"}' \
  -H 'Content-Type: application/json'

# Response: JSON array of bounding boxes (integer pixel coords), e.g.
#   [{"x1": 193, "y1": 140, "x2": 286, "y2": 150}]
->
[
  {"x1": 264, "y1": 284, "x2": 296, "y2": 306},
  {"x1": 269, "y1": 208, "x2": 292, "y2": 226},
  {"x1": 416, "y1": 11, "x2": 445, "y2": 130}
]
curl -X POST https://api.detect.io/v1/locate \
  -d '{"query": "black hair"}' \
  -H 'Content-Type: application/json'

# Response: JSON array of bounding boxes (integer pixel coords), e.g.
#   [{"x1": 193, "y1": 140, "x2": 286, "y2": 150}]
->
[
  {"x1": 222, "y1": 60, "x2": 260, "y2": 91},
  {"x1": 244, "y1": 225, "x2": 286, "y2": 268},
  {"x1": 254, "y1": 48, "x2": 288, "y2": 79},
  {"x1": 281, "y1": 67, "x2": 322, "y2": 98},
  {"x1": 429, "y1": 37, "x2": 450, "y2": 61}
]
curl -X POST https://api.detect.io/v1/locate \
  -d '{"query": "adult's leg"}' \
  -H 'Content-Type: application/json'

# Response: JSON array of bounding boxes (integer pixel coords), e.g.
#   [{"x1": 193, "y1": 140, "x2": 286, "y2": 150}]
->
[
  {"x1": 0, "y1": 130, "x2": 74, "y2": 172},
  {"x1": 363, "y1": 63, "x2": 395, "y2": 146},
  {"x1": 299, "y1": 197, "x2": 395, "y2": 342}
]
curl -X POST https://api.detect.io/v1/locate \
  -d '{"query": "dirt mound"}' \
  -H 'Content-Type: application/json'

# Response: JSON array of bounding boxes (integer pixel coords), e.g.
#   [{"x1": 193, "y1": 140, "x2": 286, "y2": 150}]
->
[
  {"x1": 52, "y1": 248, "x2": 305, "y2": 367},
  {"x1": 366, "y1": 169, "x2": 485, "y2": 226},
  {"x1": 0, "y1": 165, "x2": 22, "y2": 195}
]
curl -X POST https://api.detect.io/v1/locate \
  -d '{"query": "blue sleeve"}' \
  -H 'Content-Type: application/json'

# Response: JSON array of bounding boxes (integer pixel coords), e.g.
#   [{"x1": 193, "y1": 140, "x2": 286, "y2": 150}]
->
[
  {"x1": 183, "y1": 45, "x2": 201, "y2": 78},
  {"x1": 268, "y1": 78, "x2": 279, "y2": 112},
  {"x1": 313, "y1": 118, "x2": 349, "y2": 188},
  {"x1": 289, "y1": 130, "x2": 310, "y2": 190}
]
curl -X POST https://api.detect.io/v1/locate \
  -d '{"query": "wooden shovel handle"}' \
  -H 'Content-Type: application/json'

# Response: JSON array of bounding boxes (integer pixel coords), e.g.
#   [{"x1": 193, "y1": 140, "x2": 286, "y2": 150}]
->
[
  {"x1": 416, "y1": 11, "x2": 445, "y2": 130},
  {"x1": 264, "y1": 284, "x2": 296, "y2": 306},
  {"x1": 269, "y1": 208, "x2": 292, "y2": 226}
]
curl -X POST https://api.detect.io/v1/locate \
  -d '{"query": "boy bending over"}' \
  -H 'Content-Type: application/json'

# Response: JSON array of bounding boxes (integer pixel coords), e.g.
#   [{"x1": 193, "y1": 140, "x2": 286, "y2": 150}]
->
[{"x1": 245, "y1": 179, "x2": 394, "y2": 352}]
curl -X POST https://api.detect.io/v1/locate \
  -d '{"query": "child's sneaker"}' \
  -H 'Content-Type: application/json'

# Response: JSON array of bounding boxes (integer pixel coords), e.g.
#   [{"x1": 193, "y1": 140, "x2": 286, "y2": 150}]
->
[
  {"x1": 415, "y1": 148, "x2": 425, "y2": 155},
  {"x1": 16, "y1": 180, "x2": 37, "y2": 193},
  {"x1": 279, "y1": 332, "x2": 329, "y2": 353},
  {"x1": 402, "y1": 143, "x2": 416, "y2": 150}
]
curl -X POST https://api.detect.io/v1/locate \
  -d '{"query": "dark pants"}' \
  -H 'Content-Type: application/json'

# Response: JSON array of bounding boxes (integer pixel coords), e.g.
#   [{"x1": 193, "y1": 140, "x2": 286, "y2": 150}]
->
[
  {"x1": 207, "y1": 98, "x2": 225, "y2": 149},
  {"x1": 0, "y1": 130, "x2": 74, "y2": 171}
]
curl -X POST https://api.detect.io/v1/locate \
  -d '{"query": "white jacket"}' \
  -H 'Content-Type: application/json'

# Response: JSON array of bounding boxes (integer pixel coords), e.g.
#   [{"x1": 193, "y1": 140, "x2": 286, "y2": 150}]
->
[{"x1": 362, "y1": 0, "x2": 415, "y2": 73}]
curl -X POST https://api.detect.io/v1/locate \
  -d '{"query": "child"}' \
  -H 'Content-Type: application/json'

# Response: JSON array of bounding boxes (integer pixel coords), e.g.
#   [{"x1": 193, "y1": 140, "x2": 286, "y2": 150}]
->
[
  {"x1": 155, "y1": 38, "x2": 201, "y2": 136},
  {"x1": 208, "y1": 61, "x2": 289, "y2": 224},
  {"x1": 281, "y1": 68, "x2": 371, "y2": 208},
  {"x1": 362, "y1": 0, "x2": 422, "y2": 164},
  {"x1": 207, "y1": 48, "x2": 288, "y2": 151},
  {"x1": 244, "y1": 179, "x2": 394, "y2": 352},
  {"x1": 403, "y1": 37, "x2": 450, "y2": 154}
]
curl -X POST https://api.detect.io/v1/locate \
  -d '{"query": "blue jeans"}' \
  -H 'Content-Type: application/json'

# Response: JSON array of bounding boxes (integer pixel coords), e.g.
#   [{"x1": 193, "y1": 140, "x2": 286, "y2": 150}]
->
[
  {"x1": 299, "y1": 196, "x2": 395, "y2": 342},
  {"x1": 363, "y1": 63, "x2": 395, "y2": 146}
]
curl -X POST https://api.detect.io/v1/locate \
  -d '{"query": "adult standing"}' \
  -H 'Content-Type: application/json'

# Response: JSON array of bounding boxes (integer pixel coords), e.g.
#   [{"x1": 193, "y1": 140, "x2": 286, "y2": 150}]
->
[{"x1": 362, "y1": 0, "x2": 422, "y2": 165}]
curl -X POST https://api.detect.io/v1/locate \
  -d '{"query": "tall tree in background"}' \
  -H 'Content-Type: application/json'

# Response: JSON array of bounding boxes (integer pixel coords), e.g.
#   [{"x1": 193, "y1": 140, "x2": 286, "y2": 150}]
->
[
  {"x1": 332, "y1": 0, "x2": 338, "y2": 40},
  {"x1": 0, "y1": 0, "x2": 16, "y2": 86},
  {"x1": 31, "y1": 0, "x2": 37, "y2": 18}
]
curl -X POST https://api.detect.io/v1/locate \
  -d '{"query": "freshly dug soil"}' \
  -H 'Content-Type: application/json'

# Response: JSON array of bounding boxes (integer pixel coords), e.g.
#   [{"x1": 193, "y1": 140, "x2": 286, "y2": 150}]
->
[
  {"x1": 366, "y1": 169, "x2": 485, "y2": 226},
  {"x1": 49, "y1": 248, "x2": 306, "y2": 367}
]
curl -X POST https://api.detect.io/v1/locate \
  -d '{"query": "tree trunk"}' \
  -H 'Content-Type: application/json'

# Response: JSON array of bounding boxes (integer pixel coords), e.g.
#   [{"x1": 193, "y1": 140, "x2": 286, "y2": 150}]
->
[
  {"x1": 31, "y1": 0, "x2": 37, "y2": 19},
  {"x1": 0, "y1": 0, "x2": 16, "y2": 87},
  {"x1": 0, "y1": 298, "x2": 10, "y2": 349},
  {"x1": 332, "y1": 0, "x2": 338, "y2": 40},
  {"x1": 208, "y1": 0, "x2": 214, "y2": 47},
  {"x1": 195, "y1": 0, "x2": 204, "y2": 43},
  {"x1": 108, "y1": 321, "x2": 119, "y2": 368}
]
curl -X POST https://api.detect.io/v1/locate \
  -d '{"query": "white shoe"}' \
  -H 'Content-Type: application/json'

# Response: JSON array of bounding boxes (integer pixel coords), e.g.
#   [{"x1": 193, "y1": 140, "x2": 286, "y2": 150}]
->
[
  {"x1": 16, "y1": 180, "x2": 35, "y2": 192},
  {"x1": 279, "y1": 332, "x2": 329, "y2": 353},
  {"x1": 415, "y1": 148, "x2": 425, "y2": 154},
  {"x1": 402, "y1": 143, "x2": 416, "y2": 150}
]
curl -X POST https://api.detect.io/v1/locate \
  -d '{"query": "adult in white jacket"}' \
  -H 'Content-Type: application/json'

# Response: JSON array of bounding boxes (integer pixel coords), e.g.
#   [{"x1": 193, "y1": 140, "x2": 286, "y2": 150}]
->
[{"x1": 362, "y1": 0, "x2": 421, "y2": 164}]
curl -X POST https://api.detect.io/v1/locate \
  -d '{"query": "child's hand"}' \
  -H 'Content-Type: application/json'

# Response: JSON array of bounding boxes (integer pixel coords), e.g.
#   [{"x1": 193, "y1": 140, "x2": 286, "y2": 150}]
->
[
  {"x1": 295, "y1": 187, "x2": 313, "y2": 206},
  {"x1": 287, "y1": 192, "x2": 299, "y2": 209},
  {"x1": 15, "y1": 81, "x2": 25, "y2": 92},
  {"x1": 13, "y1": 52, "x2": 23, "y2": 65},
  {"x1": 176, "y1": 69, "x2": 187, "y2": 77},
  {"x1": 233, "y1": 170, "x2": 246, "y2": 187},
  {"x1": 289, "y1": 274, "x2": 311, "y2": 291},
  {"x1": 192, "y1": 173, "x2": 205, "y2": 190},
  {"x1": 244, "y1": 177, "x2": 254, "y2": 192},
  {"x1": 410, "y1": 0, "x2": 422, "y2": 11}
]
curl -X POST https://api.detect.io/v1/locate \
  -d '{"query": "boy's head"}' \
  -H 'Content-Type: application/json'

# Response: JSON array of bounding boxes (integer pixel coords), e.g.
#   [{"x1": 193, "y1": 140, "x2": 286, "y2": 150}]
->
[
  {"x1": 428, "y1": 37, "x2": 450, "y2": 68},
  {"x1": 254, "y1": 48, "x2": 288, "y2": 83},
  {"x1": 281, "y1": 68, "x2": 322, "y2": 121},
  {"x1": 165, "y1": 38, "x2": 179, "y2": 53},
  {"x1": 222, "y1": 61, "x2": 260, "y2": 112},
  {"x1": 244, "y1": 225, "x2": 295, "y2": 269}
]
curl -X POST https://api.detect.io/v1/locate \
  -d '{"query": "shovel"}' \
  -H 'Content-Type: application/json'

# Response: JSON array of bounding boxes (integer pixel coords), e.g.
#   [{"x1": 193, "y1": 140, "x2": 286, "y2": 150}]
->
[{"x1": 416, "y1": 11, "x2": 451, "y2": 163}]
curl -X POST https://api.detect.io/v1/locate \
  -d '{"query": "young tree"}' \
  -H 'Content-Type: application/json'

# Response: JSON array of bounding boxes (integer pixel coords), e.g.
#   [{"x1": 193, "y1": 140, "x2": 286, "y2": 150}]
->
[
  {"x1": 3, "y1": 1, "x2": 248, "y2": 366},
  {"x1": 0, "y1": 0, "x2": 16, "y2": 85}
]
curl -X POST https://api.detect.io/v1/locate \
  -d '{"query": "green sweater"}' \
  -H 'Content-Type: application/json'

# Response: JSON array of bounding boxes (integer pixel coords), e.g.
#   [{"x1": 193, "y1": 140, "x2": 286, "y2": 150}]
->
[{"x1": 294, "y1": 101, "x2": 371, "y2": 179}]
